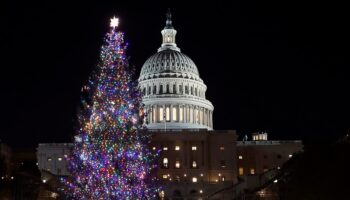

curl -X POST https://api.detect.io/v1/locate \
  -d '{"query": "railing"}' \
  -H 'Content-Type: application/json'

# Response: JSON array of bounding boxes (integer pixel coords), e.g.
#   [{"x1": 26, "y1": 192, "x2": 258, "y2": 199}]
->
[{"x1": 237, "y1": 140, "x2": 302, "y2": 146}]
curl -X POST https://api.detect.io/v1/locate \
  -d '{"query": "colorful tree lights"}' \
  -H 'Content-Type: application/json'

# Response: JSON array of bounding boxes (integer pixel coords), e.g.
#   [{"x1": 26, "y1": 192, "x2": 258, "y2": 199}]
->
[{"x1": 62, "y1": 17, "x2": 159, "y2": 199}]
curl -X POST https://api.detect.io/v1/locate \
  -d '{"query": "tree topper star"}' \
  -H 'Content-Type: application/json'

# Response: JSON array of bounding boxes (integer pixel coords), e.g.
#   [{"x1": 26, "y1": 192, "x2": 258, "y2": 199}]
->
[{"x1": 110, "y1": 16, "x2": 119, "y2": 28}]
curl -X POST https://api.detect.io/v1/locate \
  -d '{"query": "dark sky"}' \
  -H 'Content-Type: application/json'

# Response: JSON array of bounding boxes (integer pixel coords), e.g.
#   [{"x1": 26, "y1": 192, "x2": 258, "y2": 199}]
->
[{"x1": 1, "y1": 0, "x2": 349, "y2": 148}]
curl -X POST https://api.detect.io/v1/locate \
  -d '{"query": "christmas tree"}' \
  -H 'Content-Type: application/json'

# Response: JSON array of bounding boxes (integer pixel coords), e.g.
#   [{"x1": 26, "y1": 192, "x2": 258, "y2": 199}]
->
[{"x1": 62, "y1": 17, "x2": 159, "y2": 199}]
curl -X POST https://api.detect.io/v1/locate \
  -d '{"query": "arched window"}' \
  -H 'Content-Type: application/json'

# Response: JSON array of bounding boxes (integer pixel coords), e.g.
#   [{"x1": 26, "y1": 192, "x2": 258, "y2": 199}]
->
[
  {"x1": 175, "y1": 160, "x2": 180, "y2": 168},
  {"x1": 152, "y1": 107, "x2": 156, "y2": 122},
  {"x1": 163, "y1": 158, "x2": 168, "y2": 168},
  {"x1": 166, "y1": 107, "x2": 170, "y2": 121},
  {"x1": 166, "y1": 84, "x2": 170, "y2": 94},
  {"x1": 160, "y1": 85, "x2": 163, "y2": 94},
  {"x1": 179, "y1": 107, "x2": 183, "y2": 122},
  {"x1": 200, "y1": 109, "x2": 203, "y2": 124},
  {"x1": 172, "y1": 107, "x2": 177, "y2": 121},
  {"x1": 159, "y1": 107, "x2": 164, "y2": 121},
  {"x1": 189, "y1": 107, "x2": 193, "y2": 123},
  {"x1": 192, "y1": 161, "x2": 197, "y2": 168}
]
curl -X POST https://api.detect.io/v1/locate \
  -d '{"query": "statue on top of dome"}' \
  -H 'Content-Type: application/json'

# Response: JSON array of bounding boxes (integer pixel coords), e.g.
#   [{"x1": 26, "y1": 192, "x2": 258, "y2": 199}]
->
[{"x1": 165, "y1": 8, "x2": 173, "y2": 29}]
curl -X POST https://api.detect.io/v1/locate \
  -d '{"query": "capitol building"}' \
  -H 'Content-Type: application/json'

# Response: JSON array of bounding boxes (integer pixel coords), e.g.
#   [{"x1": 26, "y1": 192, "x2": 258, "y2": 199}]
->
[
  {"x1": 139, "y1": 11, "x2": 213, "y2": 130},
  {"x1": 36, "y1": 11, "x2": 302, "y2": 200}
]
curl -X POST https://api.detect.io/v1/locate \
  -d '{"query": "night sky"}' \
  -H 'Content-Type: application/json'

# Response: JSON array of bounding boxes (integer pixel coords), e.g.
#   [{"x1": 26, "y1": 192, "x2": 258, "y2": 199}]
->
[{"x1": 1, "y1": 1, "x2": 349, "y2": 148}]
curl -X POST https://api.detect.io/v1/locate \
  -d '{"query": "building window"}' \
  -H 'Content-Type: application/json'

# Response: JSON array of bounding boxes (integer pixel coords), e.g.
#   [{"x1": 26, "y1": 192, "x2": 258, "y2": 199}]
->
[
  {"x1": 173, "y1": 84, "x2": 176, "y2": 93},
  {"x1": 166, "y1": 107, "x2": 170, "y2": 121},
  {"x1": 175, "y1": 161, "x2": 180, "y2": 168},
  {"x1": 153, "y1": 85, "x2": 156, "y2": 94},
  {"x1": 239, "y1": 167, "x2": 244, "y2": 176},
  {"x1": 192, "y1": 177, "x2": 198, "y2": 183},
  {"x1": 250, "y1": 168, "x2": 255, "y2": 175},
  {"x1": 238, "y1": 155, "x2": 243, "y2": 160},
  {"x1": 221, "y1": 176, "x2": 225, "y2": 181},
  {"x1": 172, "y1": 107, "x2": 177, "y2": 121},
  {"x1": 159, "y1": 107, "x2": 164, "y2": 121},
  {"x1": 200, "y1": 110, "x2": 203, "y2": 124},
  {"x1": 195, "y1": 109, "x2": 199, "y2": 123},
  {"x1": 189, "y1": 108, "x2": 193, "y2": 123},
  {"x1": 160, "y1": 85, "x2": 163, "y2": 94},
  {"x1": 192, "y1": 161, "x2": 197, "y2": 168},
  {"x1": 166, "y1": 84, "x2": 170, "y2": 93},
  {"x1": 192, "y1": 146, "x2": 197, "y2": 151},
  {"x1": 179, "y1": 85, "x2": 183, "y2": 94},
  {"x1": 163, "y1": 147, "x2": 168, "y2": 151},
  {"x1": 167, "y1": 36, "x2": 171, "y2": 42},
  {"x1": 159, "y1": 190, "x2": 165, "y2": 198},
  {"x1": 175, "y1": 146, "x2": 180, "y2": 151},
  {"x1": 220, "y1": 146, "x2": 225, "y2": 150},
  {"x1": 162, "y1": 174, "x2": 168, "y2": 179},
  {"x1": 185, "y1": 86, "x2": 189, "y2": 94},
  {"x1": 58, "y1": 157, "x2": 62, "y2": 161},
  {"x1": 179, "y1": 107, "x2": 183, "y2": 122},
  {"x1": 220, "y1": 160, "x2": 226, "y2": 168},
  {"x1": 152, "y1": 108, "x2": 157, "y2": 122},
  {"x1": 163, "y1": 158, "x2": 168, "y2": 168},
  {"x1": 47, "y1": 158, "x2": 52, "y2": 162}
]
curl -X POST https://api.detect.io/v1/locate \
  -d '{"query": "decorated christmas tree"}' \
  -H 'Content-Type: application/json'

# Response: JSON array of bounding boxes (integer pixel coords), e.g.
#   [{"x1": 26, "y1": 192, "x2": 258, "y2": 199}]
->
[{"x1": 62, "y1": 17, "x2": 159, "y2": 199}]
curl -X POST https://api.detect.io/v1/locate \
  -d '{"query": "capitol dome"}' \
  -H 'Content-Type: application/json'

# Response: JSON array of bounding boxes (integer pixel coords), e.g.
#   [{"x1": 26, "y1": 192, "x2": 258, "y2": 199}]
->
[
  {"x1": 139, "y1": 10, "x2": 214, "y2": 130},
  {"x1": 139, "y1": 50, "x2": 201, "y2": 82}
]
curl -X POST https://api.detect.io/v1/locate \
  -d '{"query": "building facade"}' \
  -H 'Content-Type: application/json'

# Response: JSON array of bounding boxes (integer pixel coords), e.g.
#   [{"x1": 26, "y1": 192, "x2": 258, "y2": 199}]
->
[
  {"x1": 237, "y1": 133, "x2": 303, "y2": 176},
  {"x1": 37, "y1": 143, "x2": 72, "y2": 178}
]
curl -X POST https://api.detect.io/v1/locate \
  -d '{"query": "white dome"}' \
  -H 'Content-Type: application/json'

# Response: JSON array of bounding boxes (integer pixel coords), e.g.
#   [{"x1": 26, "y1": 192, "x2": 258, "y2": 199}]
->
[
  {"x1": 139, "y1": 49, "x2": 201, "y2": 82},
  {"x1": 138, "y1": 11, "x2": 214, "y2": 130}
]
